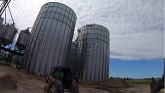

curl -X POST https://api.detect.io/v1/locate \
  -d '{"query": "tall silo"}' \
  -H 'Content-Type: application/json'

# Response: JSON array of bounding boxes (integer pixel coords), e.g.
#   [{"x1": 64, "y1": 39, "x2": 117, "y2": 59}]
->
[
  {"x1": 16, "y1": 29, "x2": 31, "y2": 51},
  {"x1": 0, "y1": 24, "x2": 17, "y2": 46},
  {"x1": 0, "y1": 17, "x2": 3, "y2": 35},
  {"x1": 68, "y1": 41, "x2": 78, "y2": 70},
  {"x1": 78, "y1": 24, "x2": 110, "y2": 82},
  {"x1": 23, "y1": 2, "x2": 77, "y2": 75}
]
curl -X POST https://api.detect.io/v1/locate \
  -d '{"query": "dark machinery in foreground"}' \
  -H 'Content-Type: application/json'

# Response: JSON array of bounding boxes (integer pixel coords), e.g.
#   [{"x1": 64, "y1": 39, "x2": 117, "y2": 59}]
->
[
  {"x1": 150, "y1": 59, "x2": 165, "y2": 93},
  {"x1": 150, "y1": 75, "x2": 164, "y2": 93},
  {"x1": 44, "y1": 67, "x2": 76, "y2": 93}
]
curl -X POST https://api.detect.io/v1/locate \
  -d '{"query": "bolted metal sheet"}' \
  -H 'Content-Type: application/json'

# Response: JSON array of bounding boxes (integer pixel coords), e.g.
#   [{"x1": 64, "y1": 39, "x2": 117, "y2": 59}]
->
[
  {"x1": 78, "y1": 24, "x2": 110, "y2": 82},
  {"x1": 23, "y1": 2, "x2": 77, "y2": 75}
]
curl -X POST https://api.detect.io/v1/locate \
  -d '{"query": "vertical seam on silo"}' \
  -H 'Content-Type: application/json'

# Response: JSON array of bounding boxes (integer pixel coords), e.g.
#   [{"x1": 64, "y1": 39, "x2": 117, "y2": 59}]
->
[
  {"x1": 107, "y1": 29, "x2": 109, "y2": 78},
  {"x1": 91, "y1": 35, "x2": 94, "y2": 82},
  {"x1": 40, "y1": 6, "x2": 54, "y2": 75},
  {"x1": 51, "y1": 4, "x2": 63, "y2": 68},
  {"x1": 65, "y1": 10, "x2": 75, "y2": 69},
  {"x1": 56, "y1": 7, "x2": 67, "y2": 67},
  {"x1": 48, "y1": 11, "x2": 59, "y2": 74},
  {"x1": 60, "y1": 7, "x2": 69, "y2": 67},
  {"x1": 81, "y1": 28, "x2": 85, "y2": 81},
  {"x1": 39, "y1": 5, "x2": 53, "y2": 74},
  {"x1": 93, "y1": 27, "x2": 96, "y2": 82},
  {"x1": 23, "y1": 19, "x2": 37, "y2": 69},
  {"x1": 39, "y1": 4, "x2": 59, "y2": 74},
  {"x1": 54, "y1": 8, "x2": 63, "y2": 67},
  {"x1": 27, "y1": 6, "x2": 47, "y2": 72},
  {"x1": 104, "y1": 34, "x2": 107, "y2": 79},
  {"x1": 61, "y1": 8, "x2": 70, "y2": 67},
  {"x1": 37, "y1": 4, "x2": 52, "y2": 74},
  {"x1": 100, "y1": 30, "x2": 102, "y2": 81},
  {"x1": 24, "y1": 7, "x2": 45, "y2": 71},
  {"x1": 44, "y1": 4, "x2": 58, "y2": 75},
  {"x1": 98, "y1": 27, "x2": 101, "y2": 81},
  {"x1": 100, "y1": 27, "x2": 103, "y2": 81},
  {"x1": 102, "y1": 29, "x2": 106, "y2": 80},
  {"x1": 89, "y1": 31, "x2": 92, "y2": 82},
  {"x1": 31, "y1": 18, "x2": 44, "y2": 73}
]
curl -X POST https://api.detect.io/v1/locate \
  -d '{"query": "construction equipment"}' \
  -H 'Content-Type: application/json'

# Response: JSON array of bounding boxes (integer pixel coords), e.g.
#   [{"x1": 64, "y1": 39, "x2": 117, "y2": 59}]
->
[
  {"x1": 44, "y1": 75, "x2": 63, "y2": 93},
  {"x1": 150, "y1": 59, "x2": 164, "y2": 93},
  {"x1": 150, "y1": 76, "x2": 164, "y2": 93},
  {"x1": 44, "y1": 67, "x2": 75, "y2": 93}
]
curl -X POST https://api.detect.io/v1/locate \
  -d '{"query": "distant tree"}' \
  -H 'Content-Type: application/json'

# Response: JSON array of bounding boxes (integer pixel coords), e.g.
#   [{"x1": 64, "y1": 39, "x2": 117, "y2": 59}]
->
[{"x1": 126, "y1": 77, "x2": 129, "y2": 80}]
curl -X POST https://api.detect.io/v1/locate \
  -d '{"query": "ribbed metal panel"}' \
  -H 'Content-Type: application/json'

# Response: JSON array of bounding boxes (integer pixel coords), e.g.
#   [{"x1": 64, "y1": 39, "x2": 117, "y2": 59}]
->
[
  {"x1": 78, "y1": 24, "x2": 109, "y2": 82},
  {"x1": 0, "y1": 17, "x2": 3, "y2": 25},
  {"x1": 16, "y1": 29, "x2": 30, "y2": 50},
  {"x1": 68, "y1": 41, "x2": 78, "y2": 70},
  {"x1": 23, "y1": 2, "x2": 77, "y2": 75},
  {"x1": 0, "y1": 17, "x2": 3, "y2": 36}
]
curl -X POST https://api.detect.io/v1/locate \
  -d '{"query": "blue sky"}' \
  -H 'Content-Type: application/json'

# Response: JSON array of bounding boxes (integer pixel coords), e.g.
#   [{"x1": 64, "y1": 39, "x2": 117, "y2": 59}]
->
[
  {"x1": 110, "y1": 59, "x2": 164, "y2": 78},
  {"x1": 1, "y1": 0, "x2": 164, "y2": 78}
]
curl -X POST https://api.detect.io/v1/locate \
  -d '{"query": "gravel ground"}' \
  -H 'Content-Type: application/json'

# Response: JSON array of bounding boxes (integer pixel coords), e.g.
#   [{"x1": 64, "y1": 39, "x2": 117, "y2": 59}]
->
[{"x1": 122, "y1": 84, "x2": 150, "y2": 93}]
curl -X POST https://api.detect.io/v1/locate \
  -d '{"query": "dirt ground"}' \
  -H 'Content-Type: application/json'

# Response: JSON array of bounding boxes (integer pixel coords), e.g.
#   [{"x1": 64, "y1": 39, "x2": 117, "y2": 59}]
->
[
  {"x1": 0, "y1": 63, "x2": 151, "y2": 93},
  {"x1": 123, "y1": 84, "x2": 150, "y2": 93}
]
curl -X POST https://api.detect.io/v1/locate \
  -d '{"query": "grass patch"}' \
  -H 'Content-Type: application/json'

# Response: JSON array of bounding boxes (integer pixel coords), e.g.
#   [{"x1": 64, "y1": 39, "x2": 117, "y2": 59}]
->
[{"x1": 125, "y1": 79, "x2": 151, "y2": 85}]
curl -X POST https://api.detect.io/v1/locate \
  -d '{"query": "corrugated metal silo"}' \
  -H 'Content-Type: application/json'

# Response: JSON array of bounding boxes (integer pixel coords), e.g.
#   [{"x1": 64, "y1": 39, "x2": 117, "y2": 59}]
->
[
  {"x1": 78, "y1": 24, "x2": 110, "y2": 82},
  {"x1": 23, "y1": 2, "x2": 77, "y2": 75},
  {"x1": 0, "y1": 24, "x2": 17, "y2": 46},
  {"x1": 0, "y1": 17, "x2": 3, "y2": 25},
  {"x1": 16, "y1": 29, "x2": 31, "y2": 50},
  {"x1": 0, "y1": 17, "x2": 3, "y2": 35},
  {"x1": 68, "y1": 41, "x2": 78, "y2": 70}
]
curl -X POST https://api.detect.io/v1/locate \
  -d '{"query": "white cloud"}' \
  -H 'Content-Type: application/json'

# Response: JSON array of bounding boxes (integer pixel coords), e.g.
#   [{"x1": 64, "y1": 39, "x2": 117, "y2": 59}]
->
[
  {"x1": 110, "y1": 31, "x2": 164, "y2": 60},
  {"x1": 2, "y1": 0, "x2": 164, "y2": 60}
]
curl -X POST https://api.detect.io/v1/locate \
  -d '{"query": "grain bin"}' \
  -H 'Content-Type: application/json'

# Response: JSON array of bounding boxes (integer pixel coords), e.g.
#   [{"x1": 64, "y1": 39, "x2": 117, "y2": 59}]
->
[
  {"x1": 16, "y1": 29, "x2": 31, "y2": 51},
  {"x1": 78, "y1": 24, "x2": 110, "y2": 82},
  {"x1": 0, "y1": 17, "x2": 3, "y2": 25},
  {"x1": 68, "y1": 41, "x2": 78, "y2": 70},
  {"x1": 0, "y1": 24, "x2": 17, "y2": 46},
  {"x1": 23, "y1": 2, "x2": 77, "y2": 75},
  {"x1": 0, "y1": 17, "x2": 3, "y2": 35}
]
